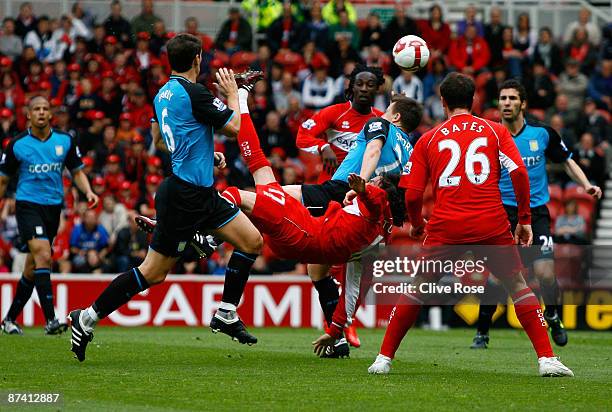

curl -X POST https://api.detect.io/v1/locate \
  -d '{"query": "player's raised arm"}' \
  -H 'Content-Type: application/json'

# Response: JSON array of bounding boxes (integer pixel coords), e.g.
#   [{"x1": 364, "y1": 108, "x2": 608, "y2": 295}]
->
[
  {"x1": 213, "y1": 68, "x2": 241, "y2": 137},
  {"x1": 297, "y1": 107, "x2": 338, "y2": 173},
  {"x1": 399, "y1": 138, "x2": 428, "y2": 236}
]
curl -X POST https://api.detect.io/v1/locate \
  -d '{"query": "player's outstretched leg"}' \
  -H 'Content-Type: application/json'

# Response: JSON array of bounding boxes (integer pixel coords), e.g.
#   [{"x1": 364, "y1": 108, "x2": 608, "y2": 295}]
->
[{"x1": 368, "y1": 293, "x2": 423, "y2": 374}]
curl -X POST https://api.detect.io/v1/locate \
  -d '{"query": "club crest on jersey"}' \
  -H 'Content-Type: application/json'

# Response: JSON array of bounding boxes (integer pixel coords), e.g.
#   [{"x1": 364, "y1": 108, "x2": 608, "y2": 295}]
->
[
  {"x1": 341, "y1": 121, "x2": 350, "y2": 129},
  {"x1": 368, "y1": 122, "x2": 383, "y2": 133},
  {"x1": 55, "y1": 145, "x2": 63, "y2": 156},
  {"x1": 529, "y1": 140, "x2": 539, "y2": 152},
  {"x1": 213, "y1": 98, "x2": 227, "y2": 112},
  {"x1": 403, "y1": 161, "x2": 412, "y2": 175},
  {"x1": 301, "y1": 119, "x2": 316, "y2": 130}
]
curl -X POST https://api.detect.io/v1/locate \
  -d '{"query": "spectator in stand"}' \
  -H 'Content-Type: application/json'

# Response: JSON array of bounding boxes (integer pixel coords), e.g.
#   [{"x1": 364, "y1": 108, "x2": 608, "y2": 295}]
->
[
  {"x1": 146, "y1": 59, "x2": 168, "y2": 99},
  {"x1": 483, "y1": 66, "x2": 507, "y2": 109},
  {"x1": 104, "y1": 1, "x2": 132, "y2": 48},
  {"x1": 89, "y1": 24, "x2": 106, "y2": 54},
  {"x1": 259, "y1": 110, "x2": 297, "y2": 157},
  {"x1": 99, "y1": 195, "x2": 128, "y2": 246},
  {"x1": 131, "y1": 0, "x2": 162, "y2": 36},
  {"x1": 417, "y1": 4, "x2": 451, "y2": 60},
  {"x1": 102, "y1": 34, "x2": 119, "y2": 63},
  {"x1": 149, "y1": 20, "x2": 169, "y2": 56},
  {"x1": 500, "y1": 26, "x2": 523, "y2": 78},
  {"x1": 484, "y1": 7, "x2": 505, "y2": 68},
  {"x1": 565, "y1": 27, "x2": 598, "y2": 75},
  {"x1": 14, "y1": 2, "x2": 37, "y2": 38},
  {"x1": 47, "y1": 14, "x2": 91, "y2": 62},
  {"x1": 70, "y1": 209, "x2": 109, "y2": 273},
  {"x1": 322, "y1": 0, "x2": 357, "y2": 26},
  {"x1": 284, "y1": 94, "x2": 312, "y2": 137},
  {"x1": 94, "y1": 124, "x2": 124, "y2": 170},
  {"x1": 52, "y1": 105, "x2": 78, "y2": 138},
  {"x1": 104, "y1": 154, "x2": 126, "y2": 194},
  {"x1": 216, "y1": 7, "x2": 253, "y2": 53},
  {"x1": 554, "y1": 200, "x2": 587, "y2": 244},
  {"x1": 526, "y1": 60, "x2": 556, "y2": 110},
  {"x1": 573, "y1": 132, "x2": 606, "y2": 185},
  {"x1": 90, "y1": 176, "x2": 108, "y2": 199},
  {"x1": 550, "y1": 113, "x2": 576, "y2": 149},
  {"x1": 456, "y1": 4, "x2": 484, "y2": 37},
  {"x1": 532, "y1": 27, "x2": 564, "y2": 76},
  {"x1": 250, "y1": 43, "x2": 273, "y2": 77},
  {"x1": 577, "y1": 98, "x2": 610, "y2": 142},
  {"x1": 133, "y1": 31, "x2": 154, "y2": 71},
  {"x1": 304, "y1": 2, "x2": 328, "y2": 52},
  {"x1": 424, "y1": 82, "x2": 445, "y2": 125},
  {"x1": 546, "y1": 94, "x2": 579, "y2": 145},
  {"x1": 448, "y1": 24, "x2": 490, "y2": 76},
  {"x1": 513, "y1": 13, "x2": 537, "y2": 57},
  {"x1": 423, "y1": 57, "x2": 448, "y2": 100},
  {"x1": 98, "y1": 71, "x2": 123, "y2": 121},
  {"x1": 601, "y1": 23, "x2": 612, "y2": 60},
  {"x1": 360, "y1": 12, "x2": 384, "y2": 50},
  {"x1": 125, "y1": 88, "x2": 154, "y2": 131},
  {"x1": 14, "y1": 45, "x2": 36, "y2": 79},
  {"x1": 267, "y1": 2, "x2": 304, "y2": 54},
  {"x1": 125, "y1": 135, "x2": 148, "y2": 183},
  {"x1": 1, "y1": 18, "x2": 23, "y2": 59},
  {"x1": 242, "y1": 0, "x2": 282, "y2": 32},
  {"x1": 137, "y1": 174, "x2": 160, "y2": 217},
  {"x1": 145, "y1": 155, "x2": 163, "y2": 177},
  {"x1": 113, "y1": 211, "x2": 147, "y2": 272},
  {"x1": 115, "y1": 113, "x2": 141, "y2": 143},
  {"x1": 274, "y1": 71, "x2": 301, "y2": 116},
  {"x1": 23, "y1": 16, "x2": 53, "y2": 61},
  {"x1": 49, "y1": 60, "x2": 67, "y2": 98},
  {"x1": 328, "y1": 9, "x2": 360, "y2": 51},
  {"x1": 327, "y1": 34, "x2": 361, "y2": 79},
  {"x1": 71, "y1": 78, "x2": 101, "y2": 128},
  {"x1": 0, "y1": 72, "x2": 25, "y2": 113},
  {"x1": 79, "y1": 110, "x2": 105, "y2": 153},
  {"x1": 364, "y1": 44, "x2": 391, "y2": 75},
  {"x1": 302, "y1": 53, "x2": 335, "y2": 110},
  {"x1": 60, "y1": 63, "x2": 82, "y2": 106},
  {"x1": 587, "y1": 59, "x2": 611, "y2": 110},
  {"x1": 0, "y1": 109, "x2": 19, "y2": 140},
  {"x1": 71, "y1": 1, "x2": 95, "y2": 30},
  {"x1": 563, "y1": 7, "x2": 601, "y2": 47},
  {"x1": 117, "y1": 180, "x2": 137, "y2": 210},
  {"x1": 558, "y1": 58, "x2": 589, "y2": 113},
  {"x1": 392, "y1": 70, "x2": 424, "y2": 103},
  {"x1": 384, "y1": 3, "x2": 420, "y2": 52},
  {"x1": 22, "y1": 59, "x2": 47, "y2": 97}
]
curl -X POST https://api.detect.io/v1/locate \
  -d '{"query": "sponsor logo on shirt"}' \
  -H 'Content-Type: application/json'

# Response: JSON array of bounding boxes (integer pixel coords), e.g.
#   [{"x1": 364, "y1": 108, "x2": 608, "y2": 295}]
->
[
  {"x1": 368, "y1": 122, "x2": 383, "y2": 133},
  {"x1": 521, "y1": 155, "x2": 542, "y2": 167},
  {"x1": 529, "y1": 140, "x2": 539, "y2": 152},
  {"x1": 28, "y1": 162, "x2": 63, "y2": 173},
  {"x1": 213, "y1": 98, "x2": 227, "y2": 111},
  {"x1": 341, "y1": 121, "x2": 350, "y2": 129}
]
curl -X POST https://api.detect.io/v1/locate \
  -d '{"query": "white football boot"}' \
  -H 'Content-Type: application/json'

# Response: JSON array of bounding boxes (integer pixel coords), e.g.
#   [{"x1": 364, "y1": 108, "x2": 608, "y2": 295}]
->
[
  {"x1": 538, "y1": 357, "x2": 574, "y2": 377},
  {"x1": 368, "y1": 354, "x2": 392, "y2": 374}
]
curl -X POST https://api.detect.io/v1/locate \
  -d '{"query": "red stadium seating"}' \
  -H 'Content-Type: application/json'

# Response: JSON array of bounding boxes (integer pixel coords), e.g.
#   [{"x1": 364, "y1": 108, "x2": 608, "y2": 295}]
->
[{"x1": 230, "y1": 51, "x2": 257, "y2": 72}]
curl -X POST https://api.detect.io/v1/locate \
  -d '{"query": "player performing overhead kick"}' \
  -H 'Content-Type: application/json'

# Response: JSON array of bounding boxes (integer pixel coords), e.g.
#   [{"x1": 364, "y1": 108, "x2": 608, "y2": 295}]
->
[
  {"x1": 137, "y1": 78, "x2": 407, "y2": 336},
  {"x1": 367, "y1": 73, "x2": 574, "y2": 377}
]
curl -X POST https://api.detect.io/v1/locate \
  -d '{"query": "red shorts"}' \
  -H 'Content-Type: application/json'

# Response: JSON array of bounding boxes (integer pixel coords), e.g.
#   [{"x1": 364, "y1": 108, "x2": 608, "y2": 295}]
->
[
  {"x1": 421, "y1": 231, "x2": 524, "y2": 282},
  {"x1": 250, "y1": 183, "x2": 319, "y2": 260}
]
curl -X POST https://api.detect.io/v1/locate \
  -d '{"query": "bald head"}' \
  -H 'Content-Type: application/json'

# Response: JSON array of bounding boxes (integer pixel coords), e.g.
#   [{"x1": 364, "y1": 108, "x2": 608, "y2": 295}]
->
[{"x1": 28, "y1": 95, "x2": 50, "y2": 110}]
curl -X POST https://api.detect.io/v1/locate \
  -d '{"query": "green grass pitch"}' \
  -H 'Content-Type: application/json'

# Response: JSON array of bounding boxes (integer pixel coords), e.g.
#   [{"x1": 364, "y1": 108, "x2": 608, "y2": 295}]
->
[{"x1": 1, "y1": 327, "x2": 610, "y2": 411}]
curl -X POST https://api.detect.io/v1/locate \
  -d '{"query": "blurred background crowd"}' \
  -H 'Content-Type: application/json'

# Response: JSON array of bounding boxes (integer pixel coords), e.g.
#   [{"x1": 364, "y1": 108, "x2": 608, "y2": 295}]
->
[{"x1": 0, "y1": 0, "x2": 610, "y2": 275}]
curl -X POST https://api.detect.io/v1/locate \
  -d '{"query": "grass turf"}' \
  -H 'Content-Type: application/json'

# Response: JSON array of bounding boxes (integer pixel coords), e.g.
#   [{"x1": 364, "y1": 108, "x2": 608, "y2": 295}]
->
[{"x1": 1, "y1": 327, "x2": 610, "y2": 411}]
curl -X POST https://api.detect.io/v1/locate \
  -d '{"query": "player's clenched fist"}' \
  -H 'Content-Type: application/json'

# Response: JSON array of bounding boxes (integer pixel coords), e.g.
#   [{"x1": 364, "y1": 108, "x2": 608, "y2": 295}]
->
[
  {"x1": 514, "y1": 223, "x2": 533, "y2": 246},
  {"x1": 214, "y1": 68, "x2": 238, "y2": 98}
]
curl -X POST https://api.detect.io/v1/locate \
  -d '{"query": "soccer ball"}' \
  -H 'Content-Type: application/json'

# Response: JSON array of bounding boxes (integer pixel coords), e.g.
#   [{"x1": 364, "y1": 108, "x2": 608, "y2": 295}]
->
[{"x1": 392, "y1": 35, "x2": 430, "y2": 72}]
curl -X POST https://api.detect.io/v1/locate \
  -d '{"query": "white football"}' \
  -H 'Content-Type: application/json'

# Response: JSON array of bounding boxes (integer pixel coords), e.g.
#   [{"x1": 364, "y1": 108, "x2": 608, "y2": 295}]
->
[{"x1": 392, "y1": 35, "x2": 430, "y2": 72}]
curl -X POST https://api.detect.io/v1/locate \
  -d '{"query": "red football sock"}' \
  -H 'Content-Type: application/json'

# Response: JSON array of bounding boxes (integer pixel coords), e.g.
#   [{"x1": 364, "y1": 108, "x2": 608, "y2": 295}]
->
[
  {"x1": 379, "y1": 294, "x2": 422, "y2": 359},
  {"x1": 512, "y1": 288, "x2": 554, "y2": 358},
  {"x1": 221, "y1": 186, "x2": 241, "y2": 206},
  {"x1": 238, "y1": 113, "x2": 270, "y2": 174}
]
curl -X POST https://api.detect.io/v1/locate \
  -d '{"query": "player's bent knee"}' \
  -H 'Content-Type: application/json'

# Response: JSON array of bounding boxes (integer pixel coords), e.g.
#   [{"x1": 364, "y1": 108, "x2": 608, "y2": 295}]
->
[
  {"x1": 33, "y1": 249, "x2": 52, "y2": 268},
  {"x1": 241, "y1": 233, "x2": 263, "y2": 254}
]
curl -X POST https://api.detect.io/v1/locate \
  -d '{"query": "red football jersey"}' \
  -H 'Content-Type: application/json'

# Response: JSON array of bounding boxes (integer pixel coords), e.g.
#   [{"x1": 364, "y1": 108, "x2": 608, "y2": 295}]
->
[
  {"x1": 249, "y1": 183, "x2": 388, "y2": 264},
  {"x1": 402, "y1": 113, "x2": 527, "y2": 243},
  {"x1": 296, "y1": 102, "x2": 383, "y2": 183}
]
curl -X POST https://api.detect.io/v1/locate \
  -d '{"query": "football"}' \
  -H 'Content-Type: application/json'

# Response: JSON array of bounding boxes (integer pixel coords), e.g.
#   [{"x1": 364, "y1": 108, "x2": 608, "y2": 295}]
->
[{"x1": 392, "y1": 35, "x2": 430, "y2": 72}]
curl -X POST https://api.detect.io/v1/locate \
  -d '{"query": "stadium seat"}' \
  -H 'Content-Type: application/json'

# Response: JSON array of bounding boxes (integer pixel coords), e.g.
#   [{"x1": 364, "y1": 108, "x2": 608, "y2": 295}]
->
[
  {"x1": 563, "y1": 185, "x2": 596, "y2": 206},
  {"x1": 548, "y1": 184, "x2": 563, "y2": 203}
]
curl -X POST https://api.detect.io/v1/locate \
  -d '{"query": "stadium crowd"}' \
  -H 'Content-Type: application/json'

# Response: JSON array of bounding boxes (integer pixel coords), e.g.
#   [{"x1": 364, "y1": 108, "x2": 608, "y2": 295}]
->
[{"x1": 0, "y1": 0, "x2": 610, "y2": 275}]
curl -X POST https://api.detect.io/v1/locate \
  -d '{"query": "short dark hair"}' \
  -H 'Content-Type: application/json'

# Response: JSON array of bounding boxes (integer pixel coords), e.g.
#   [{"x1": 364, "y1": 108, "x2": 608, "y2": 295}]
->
[
  {"x1": 439, "y1": 72, "x2": 475, "y2": 111},
  {"x1": 499, "y1": 79, "x2": 527, "y2": 102},
  {"x1": 390, "y1": 94, "x2": 423, "y2": 133},
  {"x1": 380, "y1": 173, "x2": 406, "y2": 227},
  {"x1": 167, "y1": 33, "x2": 201, "y2": 73}
]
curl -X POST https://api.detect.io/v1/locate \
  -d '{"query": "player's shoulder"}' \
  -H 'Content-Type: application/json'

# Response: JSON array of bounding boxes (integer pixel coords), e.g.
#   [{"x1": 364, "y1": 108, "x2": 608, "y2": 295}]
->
[
  {"x1": 364, "y1": 117, "x2": 389, "y2": 132},
  {"x1": 524, "y1": 118, "x2": 558, "y2": 139},
  {"x1": 320, "y1": 101, "x2": 351, "y2": 116},
  {"x1": 5, "y1": 131, "x2": 29, "y2": 150}
]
